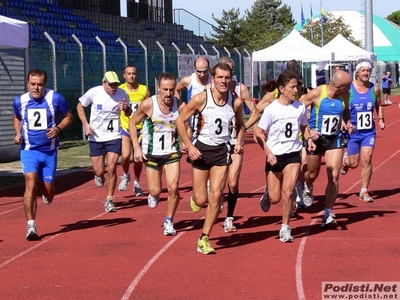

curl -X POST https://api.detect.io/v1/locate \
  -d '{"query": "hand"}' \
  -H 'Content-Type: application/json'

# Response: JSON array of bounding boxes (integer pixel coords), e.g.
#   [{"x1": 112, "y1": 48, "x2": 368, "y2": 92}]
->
[
  {"x1": 379, "y1": 119, "x2": 385, "y2": 130},
  {"x1": 14, "y1": 134, "x2": 22, "y2": 145},
  {"x1": 46, "y1": 127, "x2": 60, "y2": 139},
  {"x1": 266, "y1": 152, "x2": 277, "y2": 166},
  {"x1": 308, "y1": 128, "x2": 320, "y2": 141},
  {"x1": 84, "y1": 124, "x2": 95, "y2": 136},
  {"x1": 133, "y1": 147, "x2": 146, "y2": 163},
  {"x1": 119, "y1": 97, "x2": 129, "y2": 112},
  {"x1": 187, "y1": 146, "x2": 202, "y2": 161},
  {"x1": 233, "y1": 144, "x2": 244, "y2": 155},
  {"x1": 307, "y1": 138, "x2": 317, "y2": 152}
]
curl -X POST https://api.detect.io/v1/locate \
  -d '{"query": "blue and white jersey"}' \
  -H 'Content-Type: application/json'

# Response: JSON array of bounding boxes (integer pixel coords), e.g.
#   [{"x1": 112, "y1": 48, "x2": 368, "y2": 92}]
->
[
  {"x1": 13, "y1": 89, "x2": 70, "y2": 151},
  {"x1": 187, "y1": 73, "x2": 211, "y2": 102},
  {"x1": 349, "y1": 82, "x2": 376, "y2": 134}
]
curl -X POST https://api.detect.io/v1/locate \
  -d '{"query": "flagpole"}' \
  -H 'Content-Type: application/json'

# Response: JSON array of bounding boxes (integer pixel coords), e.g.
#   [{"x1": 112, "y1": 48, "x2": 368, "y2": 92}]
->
[
  {"x1": 310, "y1": 2, "x2": 314, "y2": 41},
  {"x1": 320, "y1": 0, "x2": 324, "y2": 46}
]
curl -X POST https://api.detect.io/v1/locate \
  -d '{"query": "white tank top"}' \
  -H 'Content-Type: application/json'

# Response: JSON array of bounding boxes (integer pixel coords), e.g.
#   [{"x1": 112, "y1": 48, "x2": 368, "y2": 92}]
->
[
  {"x1": 141, "y1": 95, "x2": 181, "y2": 155},
  {"x1": 187, "y1": 73, "x2": 211, "y2": 101},
  {"x1": 192, "y1": 89, "x2": 235, "y2": 146}
]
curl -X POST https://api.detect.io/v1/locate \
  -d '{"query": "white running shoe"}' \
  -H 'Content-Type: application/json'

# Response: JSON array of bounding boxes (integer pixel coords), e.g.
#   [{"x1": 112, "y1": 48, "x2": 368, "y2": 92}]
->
[
  {"x1": 302, "y1": 183, "x2": 314, "y2": 208},
  {"x1": 148, "y1": 194, "x2": 160, "y2": 209},
  {"x1": 94, "y1": 175, "x2": 105, "y2": 187},
  {"x1": 26, "y1": 224, "x2": 39, "y2": 241},
  {"x1": 223, "y1": 217, "x2": 237, "y2": 233},
  {"x1": 104, "y1": 196, "x2": 117, "y2": 212},
  {"x1": 118, "y1": 173, "x2": 130, "y2": 191},
  {"x1": 279, "y1": 226, "x2": 294, "y2": 243},
  {"x1": 163, "y1": 220, "x2": 176, "y2": 236},
  {"x1": 134, "y1": 181, "x2": 144, "y2": 196},
  {"x1": 321, "y1": 211, "x2": 337, "y2": 228},
  {"x1": 42, "y1": 195, "x2": 54, "y2": 205}
]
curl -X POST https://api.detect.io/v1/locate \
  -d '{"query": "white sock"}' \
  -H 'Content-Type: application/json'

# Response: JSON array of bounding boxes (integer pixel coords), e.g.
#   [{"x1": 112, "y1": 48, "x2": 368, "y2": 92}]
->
[
  {"x1": 27, "y1": 220, "x2": 35, "y2": 226},
  {"x1": 361, "y1": 188, "x2": 367, "y2": 194},
  {"x1": 281, "y1": 223, "x2": 289, "y2": 230}
]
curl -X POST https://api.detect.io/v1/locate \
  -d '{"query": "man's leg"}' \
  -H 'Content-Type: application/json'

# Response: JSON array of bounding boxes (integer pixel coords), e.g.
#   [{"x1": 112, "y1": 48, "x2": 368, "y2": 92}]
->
[
  {"x1": 359, "y1": 146, "x2": 374, "y2": 202},
  {"x1": 118, "y1": 135, "x2": 132, "y2": 191},
  {"x1": 203, "y1": 165, "x2": 229, "y2": 236},
  {"x1": 146, "y1": 165, "x2": 162, "y2": 209},
  {"x1": 302, "y1": 153, "x2": 322, "y2": 207},
  {"x1": 323, "y1": 148, "x2": 343, "y2": 210},
  {"x1": 163, "y1": 161, "x2": 180, "y2": 236},
  {"x1": 105, "y1": 152, "x2": 120, "y2": 199}
]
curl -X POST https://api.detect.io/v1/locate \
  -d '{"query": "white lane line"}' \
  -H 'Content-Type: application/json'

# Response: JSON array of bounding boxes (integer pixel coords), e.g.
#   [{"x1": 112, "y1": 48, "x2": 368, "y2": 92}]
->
[
  {"x1": 295, "y1": 148, "x2": 400, "y2": 300},
  {"x1": 0, "y1": 212, "x2": 107, "y2": 269}
]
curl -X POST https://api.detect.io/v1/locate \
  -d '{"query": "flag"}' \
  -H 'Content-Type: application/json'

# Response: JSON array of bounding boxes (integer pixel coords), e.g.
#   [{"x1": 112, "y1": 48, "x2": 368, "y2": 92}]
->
[
  {"x1": 320, "y1": 1, "x2": 327, "y2": 24},
  {"x1": 310, "y1": 3, "x2": 314, "y2": 27},
  {"x1": 310, "y1": 3, "x2": 314, "y2": 40},
  {"x1": 301, "y1": 3, "x2": 305, "y2": 28}
]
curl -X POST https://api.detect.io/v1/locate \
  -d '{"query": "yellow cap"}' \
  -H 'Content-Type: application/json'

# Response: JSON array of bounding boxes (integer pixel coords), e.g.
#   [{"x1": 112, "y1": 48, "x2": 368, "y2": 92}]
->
[{"x1": 102, "y1": 71, "x2": 120, "y2": 84}]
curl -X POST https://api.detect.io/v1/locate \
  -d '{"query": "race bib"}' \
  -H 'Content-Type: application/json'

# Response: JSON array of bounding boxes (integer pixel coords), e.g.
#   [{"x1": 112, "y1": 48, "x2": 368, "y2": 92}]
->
[
  {"x1": 27, "y1": 108, "x2": 47, "y2": 130},
  {"x1": 321, "y1": 115, "x2": 340, "y2": 135},
  {"x1": 209, "y1": 116, "x2": 229, "y2": 137},
  {"x1": 153, "y1": 132, "x2": 172, "y2": 153},
  {"x1": 279, "y1": 120, "x2": 298, "y2": 142},
  {"x1": 357, "y1": 111, "x2": 373, "y2": 130}
]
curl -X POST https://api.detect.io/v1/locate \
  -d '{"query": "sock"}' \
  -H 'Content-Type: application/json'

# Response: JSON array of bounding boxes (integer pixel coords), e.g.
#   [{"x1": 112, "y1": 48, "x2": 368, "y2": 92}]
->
[
  {"x1": 325, "y1": 208, "x2": 332, "y2": 215},
  {"x1": 360, "y1": 188, "x2": 367, "y2": 194},
  {"x1": 227, "y1": 190, "x2": 238, "y2": 218},
  {"x1": 27, "y1": 220, "x2": 35, "y2": 226},
  {"x1": 165, "y1": 217, "x2": 173, "y2": 223},
  {"x1": 281, "y1": 223, "x2": 289, "y2": 230},
  {"x1": 200, "y1": 232, "x2": 209, "y2": 239},
  {"x1": 124, "y1": 172, "x2": 130, "y2": 176}
]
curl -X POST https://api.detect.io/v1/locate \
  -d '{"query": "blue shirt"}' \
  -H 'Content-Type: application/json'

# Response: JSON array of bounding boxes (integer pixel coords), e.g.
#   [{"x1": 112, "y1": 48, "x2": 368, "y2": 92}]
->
[{"x1": 13, "y1": 89, "x2": 70, "y2": 151}]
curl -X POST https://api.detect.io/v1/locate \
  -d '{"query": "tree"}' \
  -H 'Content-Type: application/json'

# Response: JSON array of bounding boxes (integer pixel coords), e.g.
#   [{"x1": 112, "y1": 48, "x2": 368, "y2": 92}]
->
[
  {"x1": 387, "y1": 10, "x2": 400, "y2": 26},
  {"x1": 208, "y1": 8, "x2": 245, "y2": 49},
  {"x1": 301, "y1": 13, "x2": 361, "y2": 47},
  {"x1": 239, "y1": 0, "x2": 296, "y2": 50}
]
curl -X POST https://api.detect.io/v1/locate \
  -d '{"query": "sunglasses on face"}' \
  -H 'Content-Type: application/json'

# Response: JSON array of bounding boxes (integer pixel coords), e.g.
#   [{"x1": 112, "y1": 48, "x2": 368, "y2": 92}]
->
[{"x1": 196, "y1": 69, "x2": 208, "y2": 74}]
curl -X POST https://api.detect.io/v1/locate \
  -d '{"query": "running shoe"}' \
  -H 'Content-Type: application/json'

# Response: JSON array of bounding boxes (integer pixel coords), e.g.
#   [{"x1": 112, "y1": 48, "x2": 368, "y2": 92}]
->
[
  {"x1": 302, "y1": 183, "x2": 314, "y2": 208},
  {"x1": 223, "y1": 217, "x2": 237, "y2": 233},
  {"x1": 220, "y1": 201, "x2": 224, "y2": 213},
  {"x1": 163, "y1": 220, "x2": 177, "y2": 236},
  {"x1": 104, "y1": 196, "x2": 117, "y2": 212},
  {"x1": 260, "y1": 189, "x2": 270, "y2": 212},
  {"x1": 26, "y1": 224, "x2": 39, "y2": 241},
  {"x1": 94, "y1": 175, "x2": 105, "y2": 187},
  {"x1": 321, "y1": 211, "x2": 337, "y2": 228},
  {"x1": 42, "y1": 195, "x2": 54, "y2": 205},
  {"x1": 197, "y1": 236, "x2": 216, "y2": 254},
  {"x1": 118, "y1": 173, "x2": 130, "y2": 191},
  {"x1": 295, "y1": 181, "x2": 304, "y2": 204},
  {"x1": 190, "y1": 196, "x2": 201, "y2": 213},
  {"x1": 359, "y1": 191, "x2": 374, "y2": 203},
  {"x1": 134, "y1": 181, "x2": 144, "y2": 196},
  {"x1": 340, "y1": 153, "x2": 349, "y2": 175},
  {"x1": 148, "y1": 194, "x2": 160, "y2": 209},
  {"x1": 279, "y1": 226, "x2": 294, "y2": 243}
]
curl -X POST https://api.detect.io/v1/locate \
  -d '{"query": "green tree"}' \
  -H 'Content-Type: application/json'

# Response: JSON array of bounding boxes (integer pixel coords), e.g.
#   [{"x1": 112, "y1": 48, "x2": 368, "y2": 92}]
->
[
  {"x1": 301, "y1": 13, "x2": 361, "y2": 47},
  {"x1": 208, "y1": 8, "x2": 244, "y2": 49},
  {"x1": 387, "y1": 10, "x2": 400, "y2": 26},
  {"x1": 239, "y1": 0, "x2": 295, "y2": 50}
]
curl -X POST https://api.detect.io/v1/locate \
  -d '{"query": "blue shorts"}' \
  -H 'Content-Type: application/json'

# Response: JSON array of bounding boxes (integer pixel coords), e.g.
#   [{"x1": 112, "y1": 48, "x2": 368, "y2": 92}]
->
[
  {"x1": 347, "y1": 131, "x2": 376, "y2": 155},
  {"x1": 21, "y1": 149, "x2": 58, "y2": 183},
  {"x1": 121, "y1": 127, "x2": 141, "y2": 138},
  {"x1": 89, "y1": 139, "x2": 122, "y2": 156}
]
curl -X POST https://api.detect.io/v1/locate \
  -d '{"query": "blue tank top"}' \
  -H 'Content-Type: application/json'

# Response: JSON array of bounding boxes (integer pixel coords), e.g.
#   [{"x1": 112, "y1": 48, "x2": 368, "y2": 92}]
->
[
  {"x1": 309, "y1": 85, "x2": 344, "y2": 136},
  {"x1": 349, "y1": 82, "x2": 376, "y2": 133}
]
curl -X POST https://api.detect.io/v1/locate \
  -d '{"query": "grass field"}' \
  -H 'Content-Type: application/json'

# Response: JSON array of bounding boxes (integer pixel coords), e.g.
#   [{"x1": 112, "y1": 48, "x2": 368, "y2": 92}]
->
[{"x1": 0, "y1": 141, "x2": 91, "y2": 190}]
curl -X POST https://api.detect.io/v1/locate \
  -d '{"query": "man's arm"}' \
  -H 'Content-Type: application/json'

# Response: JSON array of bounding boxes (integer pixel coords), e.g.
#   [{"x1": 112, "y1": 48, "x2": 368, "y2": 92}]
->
[
  {"x1": 13, "y1": 114, "x2": 22, "y2": 145},
  {"x1": 174, "y1": 76, "x2": 190, "y2": 99},
  {"x1": 176, "y1": 92, "x2": 205, "y2": 159},
  {"x1": 374, "y1": 85, "x2": 385, "y2": 130},
  {"x1": 240, "y1": 83, "x2": 256, "y2": 115},
  {"x1": 129, "y1": 98, "x2": 152, "y2": 161},
  {"x1": 233, "y1": 96, "x2": 244, "y2": 153},
  {"x1": 76, "y1": 102, "x2": 95, "y2": 136}
]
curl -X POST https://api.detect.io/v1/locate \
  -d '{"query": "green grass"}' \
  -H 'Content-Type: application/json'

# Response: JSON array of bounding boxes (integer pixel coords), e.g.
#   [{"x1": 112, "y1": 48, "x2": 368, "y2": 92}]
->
[{"x1": 0, "y1": 140, "x2": 92, "y2": 190}]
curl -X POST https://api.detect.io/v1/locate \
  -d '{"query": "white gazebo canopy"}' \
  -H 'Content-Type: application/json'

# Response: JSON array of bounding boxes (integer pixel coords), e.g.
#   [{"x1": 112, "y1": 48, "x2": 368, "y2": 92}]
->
[{"x1": 0, "y1": 15, "x2": 29, "y2": 48}]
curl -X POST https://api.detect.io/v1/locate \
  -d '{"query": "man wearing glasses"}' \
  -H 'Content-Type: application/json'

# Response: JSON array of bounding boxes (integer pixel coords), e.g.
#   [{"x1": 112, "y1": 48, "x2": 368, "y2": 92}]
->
[{"x1": 175, "y1": 56, "x2": 211, "y2": 102}]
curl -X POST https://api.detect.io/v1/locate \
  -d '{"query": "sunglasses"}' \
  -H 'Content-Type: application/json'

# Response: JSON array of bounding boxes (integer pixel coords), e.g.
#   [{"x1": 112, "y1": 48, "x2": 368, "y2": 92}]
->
[{"x1": 196, "y1": 69, "x2": 208, "y2": 74}]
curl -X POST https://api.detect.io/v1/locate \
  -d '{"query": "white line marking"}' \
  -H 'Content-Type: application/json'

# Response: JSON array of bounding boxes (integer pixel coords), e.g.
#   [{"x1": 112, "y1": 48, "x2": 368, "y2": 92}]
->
[
  {"x1": 295, "y1": 147, "x2": 400, "y2": 300},
  {"x1": 0, "y1": 212, "x2": 106, "y2": 269}
]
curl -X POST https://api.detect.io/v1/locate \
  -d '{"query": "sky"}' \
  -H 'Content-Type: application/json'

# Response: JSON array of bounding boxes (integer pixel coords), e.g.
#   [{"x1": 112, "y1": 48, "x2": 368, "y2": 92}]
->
[{"x1": 172, "y1": 0, "x2": 399, "y2": 24}]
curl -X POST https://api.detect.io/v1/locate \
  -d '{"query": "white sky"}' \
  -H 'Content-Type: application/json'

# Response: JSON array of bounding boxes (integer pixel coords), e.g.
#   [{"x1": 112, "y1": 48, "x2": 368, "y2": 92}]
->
[{"x1": 172, "y1": 0, "x2": 398, "y2": 24}]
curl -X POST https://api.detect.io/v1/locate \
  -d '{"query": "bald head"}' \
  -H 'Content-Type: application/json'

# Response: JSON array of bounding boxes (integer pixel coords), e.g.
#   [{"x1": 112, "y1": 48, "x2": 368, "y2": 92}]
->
[
  {"x1": 331, "y1": 70, "x2": 352, "y2": 87},
  {"x1": 194, "y1": 56, "x2": 210, "y2": 69}
]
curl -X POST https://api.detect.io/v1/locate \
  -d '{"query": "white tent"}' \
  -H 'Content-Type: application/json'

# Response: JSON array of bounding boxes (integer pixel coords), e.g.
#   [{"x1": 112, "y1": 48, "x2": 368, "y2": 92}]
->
[
  {"x1": 322, "y1": 34, "x2": 377, "y2": 61},
  {"x1": 0, "y1": 15, "x2": 29, "y2": 48},
  {"x1": 252, "y1": 30, "x2": 332, "y2": 62},
  {"x1": 0, "y1": 15, "x2": 29, "y2": 162}
]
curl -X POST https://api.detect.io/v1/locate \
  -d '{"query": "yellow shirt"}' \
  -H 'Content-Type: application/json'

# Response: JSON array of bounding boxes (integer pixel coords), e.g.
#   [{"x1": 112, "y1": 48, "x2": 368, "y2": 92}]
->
[{"x1": 119, "y1": 82, "x2": 148, "y2": 130}]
